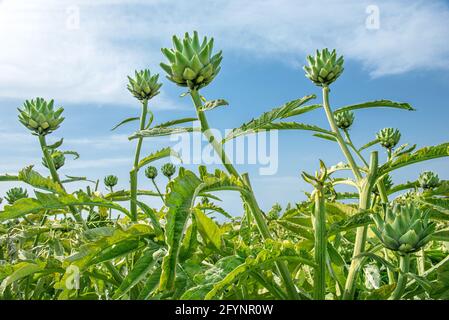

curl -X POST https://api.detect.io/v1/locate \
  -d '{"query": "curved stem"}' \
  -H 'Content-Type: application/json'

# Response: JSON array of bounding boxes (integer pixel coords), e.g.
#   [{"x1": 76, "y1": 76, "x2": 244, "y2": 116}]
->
[
  {"x1": 389, "y1": 254, "x2": 410, "y2": 300},
  {"x1": 190, "y1": 89, "x2": 300, "y2": 300},
  {"x1": 322, "y1": 87, "x2": 362, "y2": 182},
  {"x1": 39, "y1": 135, "x2": 86, "y2": 228},
  {"x1": 130, "y1": 100, "x2": 148, "y2": 221},
  {"x1": 151, "y1": 179, "x2": 165, "y2": 205}
]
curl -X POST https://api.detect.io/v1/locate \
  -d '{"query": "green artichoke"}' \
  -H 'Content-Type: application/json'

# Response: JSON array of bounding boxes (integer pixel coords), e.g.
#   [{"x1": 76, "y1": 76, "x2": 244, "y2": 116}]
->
[
  {"x1": 42, "y1": 151, "x2": 65, "y2": 171},
  {"x1": 145, "y1": 166, "x2": 158, "y2": 180},
  {"x1": 376, "y1": 128, "x2": 401, "y2": 149},
  {"x1": 5, "y1": 187, "x2": 28, "y2": 204},
  {"x1": 160, "y1": 31, "x2": 222, "y2": 90},
  {"x1": 303, "y1": 49, "x2": 344, "y2": 87},
  {"x1": 161, "y1": 163, "x2": 176, "y2": 179},
  {"x1": 104, "y1": 175, "x2": 118, "y2": 188},
  {"x1": 334, "y1": 110, "x2": 355, "y2": 130},
  {"x1": 18, "y1": 98, "x2": 64, "y2": 136},
  {"x1": 127, "y1": 69, "x2": 162, "y2": 101},
  {"x1": 372, "y1": 204, "x2": 435, "y2": 255},
  {"x1": 418, "y1": 171, "x2": 440, "y2": 190}
]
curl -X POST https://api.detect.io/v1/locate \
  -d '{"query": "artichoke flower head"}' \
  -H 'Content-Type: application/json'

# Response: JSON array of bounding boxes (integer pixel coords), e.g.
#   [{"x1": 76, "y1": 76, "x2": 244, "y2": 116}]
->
[
  {"x1": 18, "y1": 98, "x2": 64, "y2": 136},
  {"x1": 304, "y1": 48, "x2": 344, "y2": 87},
  {"x1": 160, "y1": 31, "x2": 222, "y2": 90},
  {"x1": 418, "y1": 171, "x2": 440, "y2": 190},
  {"x1": 372, "y1": 204, "x2": 435, "y2": 255}
]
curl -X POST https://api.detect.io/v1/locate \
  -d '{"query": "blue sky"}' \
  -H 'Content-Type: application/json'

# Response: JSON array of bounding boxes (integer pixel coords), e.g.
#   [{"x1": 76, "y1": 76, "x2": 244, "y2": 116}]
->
[{"x1": 0, "y1": 0, "x2": 448, "y2": 215}]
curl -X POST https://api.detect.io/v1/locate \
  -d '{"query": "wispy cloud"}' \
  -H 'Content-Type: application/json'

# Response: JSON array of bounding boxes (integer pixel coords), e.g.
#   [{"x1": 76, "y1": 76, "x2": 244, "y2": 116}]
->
[{"x1": 0, "y1": 0, "x2": 448, "y2": 105}]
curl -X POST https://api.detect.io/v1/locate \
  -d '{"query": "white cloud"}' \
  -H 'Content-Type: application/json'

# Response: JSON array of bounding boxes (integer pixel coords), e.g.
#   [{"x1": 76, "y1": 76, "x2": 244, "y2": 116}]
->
[{"x1": 0, "y1": 0, "x2": 448, "y2": 105}]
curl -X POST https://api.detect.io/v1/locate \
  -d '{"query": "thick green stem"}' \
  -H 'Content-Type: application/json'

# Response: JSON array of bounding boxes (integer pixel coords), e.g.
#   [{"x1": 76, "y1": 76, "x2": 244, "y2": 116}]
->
[
  {"x1": 322, "y1": 87, "x2": 362, "y2": 182},
  {"x1": 343, "y1": 151, "x2": 378, "y2": 300},
  {"x1": 417, "y1": 248, "x2": 426, "y2": 276},
  {"x1": 313, "y1": 188, "x2": 326, "y2": 300},
  {"x1": 130, "y1": 100, "x2": 148, "y2": 221},
  {"x1": 389, "y1": 254, "x2": 410, "y2": 300},
  {"x1": 39, "y1": 135, "x2": 86, "y2": 228},
  {"x1": 190, "y1": 89, "x2": 299, "y2": 300}
]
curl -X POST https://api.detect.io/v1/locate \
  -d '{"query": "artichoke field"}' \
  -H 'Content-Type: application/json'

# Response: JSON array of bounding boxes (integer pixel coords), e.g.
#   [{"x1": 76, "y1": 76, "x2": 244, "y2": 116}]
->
[{"x1": 1, "y1": 32, "x2": 449, "y2": 301}]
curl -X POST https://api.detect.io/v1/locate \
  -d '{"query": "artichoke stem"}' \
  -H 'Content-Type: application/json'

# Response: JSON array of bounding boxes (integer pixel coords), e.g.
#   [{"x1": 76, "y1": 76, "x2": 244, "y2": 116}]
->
[
  {"x1": 313, "y1": 188, "x2": 327, "y2": 300},
  {"x1": 190, "y1": 89, "x2": 300, "y2": 300},
  {"x1": 389, "y1": 254, "x2": 410, "y2": 300},
  {"x1": 130, "y1": 99, "x2": 148, "y2": 221}
]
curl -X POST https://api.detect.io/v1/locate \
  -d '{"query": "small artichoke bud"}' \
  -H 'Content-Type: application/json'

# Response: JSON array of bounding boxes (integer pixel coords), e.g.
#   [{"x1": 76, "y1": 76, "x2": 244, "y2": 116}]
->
[
  {"x1": 161, "y1": 163, "x2": 176, "y2": 179},
  {"x1": 376, "y1": 128, "x2": 401, "y2": 149},
  {"x1": 18, "y1": 98, "x2": 64, "y2": 136},
  {"x1": 42, "y1": 151, "x2": 66, "y2": 171},
  {"x1": 334, "y1": 110, "x2": 354, "y2": 130},
  {"x1": 5, "y1": 187, "x2": 28, "y2": 204},
  {"x1": 418, "y1": 171, "x2": 440, "y2": 190},
  {"x1": 104, "y1": 175, "x2": 118, "y2": 188},
  {"x1": 145, "y1": 166, "x2": 158, "y2": 180},
  {"x1": 127, "y1": 69, "x2": 162, "y2": 101},
  {"x1": 303, "y1": 48, "x2": 344, "y2": 87},
  {"x1": 372, "y1": 204, "x2": 435, "y2": 255},
  {"x1": 160, "y1": 31, "x2": 222, "y2": 90}
]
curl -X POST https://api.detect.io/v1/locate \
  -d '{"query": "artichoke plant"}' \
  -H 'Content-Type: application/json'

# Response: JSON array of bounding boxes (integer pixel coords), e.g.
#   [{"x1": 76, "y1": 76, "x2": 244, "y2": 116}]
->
[
  {"x1": 145, "y1": 166, "x2": 158, "y2": 180},
  {"x1": 418, "y1": 171, "x2": 440, "y2": 190},
  {"x1": 303, "y1": 49, "x2": 344, "y2": 87},
  {"x1": 160, "y1": 31, "x2": 222, "y2": 90},
  {"x1": 372, "y1": 204, "x2": 435, "y2": 255},
  {"x1": 161, "y1": 163, "x2": 176, "y2": 179},
  {"x1": 374, "y1": 174, "x2": 393, "y2": 195},
  {"x1": 42, "y1": 151, "x2": 65, "y2": 171},
  {"x1": 334, "y1": 110, "x2": 355, "y2": 130},
  {"x1": 376, "y1": 128, "x2": 401, "y2": 150},
  {"x1": 127, "y1": 70, "x2": 162, "y2": 101},
  {"x1": 18, "y1": 98, "x2": 64, "y2": 136},
  {"x1": 5, "y1": 187, "x2": 28, "y2": 204},
  {"x1": 104, "y1": 175, "x2": 118, "y2": 188}
]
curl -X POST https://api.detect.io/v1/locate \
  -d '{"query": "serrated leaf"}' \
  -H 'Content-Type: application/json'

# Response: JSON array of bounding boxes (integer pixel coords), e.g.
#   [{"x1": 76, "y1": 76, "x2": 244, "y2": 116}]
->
[
  {"x1": 380, "y1": 143, "x2": 449, "y2": 175},
  {"x1": 111, "y1": 116, "x2": 139, "y2": 131},
  {"x1": 335, "y1": 100, "x2": 415, "y2": 114},
  {"x1": 154, "y1": 117, "x2": 197, "y2": 128},
  {"x1": 159, "y1": 169, "x2": 202, "y2": 291},
  {"x1": 129, "y1": 127, "x2": 198, "y2": 140},
  {"x1": 18, "y1": 166, "x2": 65, "y2": 194},
  {"x1": 112, "y1": 249, "x2": 159, "y2": 299},
  {"x1": 136, "y1": 147, "x2": 181, "y2": 170},
  {"x1": 0, "y1": 191, "x2": 131, "y2": 221},
  {"x1": 193, "y1": 208, "x2": 223, "y2": 251},
  {"x1": 199, "y1": 99, "x2": 229, "y2": 111}
]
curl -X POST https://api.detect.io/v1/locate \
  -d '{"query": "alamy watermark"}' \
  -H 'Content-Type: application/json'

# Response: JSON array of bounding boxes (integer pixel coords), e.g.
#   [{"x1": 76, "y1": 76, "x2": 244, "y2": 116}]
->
[
  {"x1": 169, "y1": 123, "x2": 279, "y2": 175},
  {"x1": 366, "y1": 4, "x2": 380, "y2": 30}
]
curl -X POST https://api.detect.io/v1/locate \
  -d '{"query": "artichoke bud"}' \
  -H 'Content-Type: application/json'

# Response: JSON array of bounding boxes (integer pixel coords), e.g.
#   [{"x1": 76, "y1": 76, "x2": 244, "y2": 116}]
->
[
  {"x1": 334, "y1": 110, "x2": 355, "y2": 130},
  {"x1": 418, "y1": 171, "x2": 440, "y2": 190},
  {"x1": 18, "y1": 98, "x2": 64, "y2": 136},
  {"x1": 161, "y1": 31, "x2": 222, "y2": 90},
  {"x1": 161, "y1": 163, "x2": 176, "y2": 179},
  {"x1": 127, "y1": 69, "x2": 162, "y2": 101},
  {"x1": 372, "y1": 204, "x2": 435, "y2": 255},
  {"x1": 104, "y1": 175, "x2": 118, "y2": 188},
  {"x1": 303, "y1": 48, "x2": 344, "y2": 87},
  {"x1": 376, "y1": 128, "x2": 401, "y2": 149},
  {"x1": 145, "y1": 166, "x2": 158, "y2": 180},
  {"x1": 5, "y1": 187, "x2": 28, "y2": 204},
  {"x1": 42, "y1": 151, "x2": 66, "y2": 171}
]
